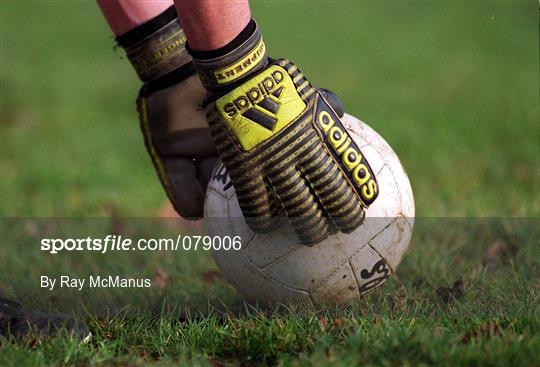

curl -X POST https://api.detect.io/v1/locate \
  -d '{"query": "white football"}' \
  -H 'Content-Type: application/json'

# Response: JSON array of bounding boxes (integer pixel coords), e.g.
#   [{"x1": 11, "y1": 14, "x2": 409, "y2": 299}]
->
[{"x1": 204, "y1": 113, "x2": 414, "y2": 305}]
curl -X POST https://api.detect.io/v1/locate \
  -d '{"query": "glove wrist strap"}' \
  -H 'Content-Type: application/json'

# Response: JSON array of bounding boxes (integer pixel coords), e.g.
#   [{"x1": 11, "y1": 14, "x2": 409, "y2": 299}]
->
[
  {"x1": 190, "y1": 19, "x2": 268, "y2": 94},
  {"x1": 116, "y1": 6, "x2": 191, "y2": 83}
]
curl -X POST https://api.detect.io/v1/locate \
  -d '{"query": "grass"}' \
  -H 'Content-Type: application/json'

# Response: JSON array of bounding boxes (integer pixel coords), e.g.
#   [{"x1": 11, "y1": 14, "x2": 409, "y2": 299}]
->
[
  {"x1": 1, "y1": 1, "x2": 539, "y2": 366},
  {"x1": 1, "y1": 218, "x2": 538, "y2": 366}
]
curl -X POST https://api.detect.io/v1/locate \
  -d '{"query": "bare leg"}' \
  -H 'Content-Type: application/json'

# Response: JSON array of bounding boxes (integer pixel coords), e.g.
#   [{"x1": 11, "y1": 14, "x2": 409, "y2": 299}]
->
[
  {"x1": 173, "y1": 0, "x2": 251, "y2": 51},
  {"x1": 97, "y1": 0, "x2": 173, "y2": 35}
]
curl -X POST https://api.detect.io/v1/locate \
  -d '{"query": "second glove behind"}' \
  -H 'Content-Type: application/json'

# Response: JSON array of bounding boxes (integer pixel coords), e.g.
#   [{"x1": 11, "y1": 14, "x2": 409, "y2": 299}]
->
[{"x1": 117, "y1": 6, "x2": 218, "y2": 219}]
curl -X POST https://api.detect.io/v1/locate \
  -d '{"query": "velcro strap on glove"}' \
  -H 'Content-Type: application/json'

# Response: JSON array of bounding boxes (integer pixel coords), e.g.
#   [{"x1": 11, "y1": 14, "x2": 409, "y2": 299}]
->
[
  {"x1": 190, "y1": 19, "x2": 268, "y2": 94},
  {"x1": 116, "y1": 6, "x2": 192, "y2": 83}
]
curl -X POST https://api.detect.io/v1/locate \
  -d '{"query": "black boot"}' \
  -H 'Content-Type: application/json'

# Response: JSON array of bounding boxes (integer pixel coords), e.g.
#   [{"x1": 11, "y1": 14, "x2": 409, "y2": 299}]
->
[{"x1": 0, "y1": 294, "x2": 91, "y2": 340}]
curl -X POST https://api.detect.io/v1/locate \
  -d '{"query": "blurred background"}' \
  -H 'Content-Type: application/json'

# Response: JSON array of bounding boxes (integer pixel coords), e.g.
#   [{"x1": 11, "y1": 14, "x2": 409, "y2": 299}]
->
[
  {"x1": 0, "y1": 8, "x2": 539, "y2": 361},
  {"x1": 1, "y1": 1, "x2": 538, "y2": 217}
]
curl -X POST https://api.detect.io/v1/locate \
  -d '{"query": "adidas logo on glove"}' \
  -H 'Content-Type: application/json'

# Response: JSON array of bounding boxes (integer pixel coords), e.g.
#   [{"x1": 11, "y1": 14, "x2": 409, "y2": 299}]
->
[
  {"x1": 216, "y1": 66, "x2": 307, "y2": 151},
  {"x1": 222, "y1": 69, "x2": 285, "y2": 131}
]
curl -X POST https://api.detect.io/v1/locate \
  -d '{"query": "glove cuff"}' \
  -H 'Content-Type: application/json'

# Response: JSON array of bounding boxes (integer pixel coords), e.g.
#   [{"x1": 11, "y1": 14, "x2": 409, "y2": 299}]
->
[
  {"x1": 116, "y1": 6, "x2": 192, "y2": 83},
  {"x1": 189, "y1": 19, "x2": 268, "y2": 94}
]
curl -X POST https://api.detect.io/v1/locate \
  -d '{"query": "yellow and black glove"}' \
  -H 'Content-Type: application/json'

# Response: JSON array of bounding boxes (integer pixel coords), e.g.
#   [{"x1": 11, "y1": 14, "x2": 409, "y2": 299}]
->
[
  {"x1": 191, "y1": 20, "x2": 379, "y2": 245},
  {"x1": 117, "y1": 6, "x2": 217, "y2": 218}
]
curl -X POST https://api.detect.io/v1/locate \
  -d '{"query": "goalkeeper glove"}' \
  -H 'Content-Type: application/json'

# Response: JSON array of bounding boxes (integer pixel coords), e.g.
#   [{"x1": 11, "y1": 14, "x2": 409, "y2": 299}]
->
[
  {"x1": 117, "y1": 6, "x2": 217, "y2": 218},
  {"x1": 190, "y1": 20, "x2": 379, "y2": 245}
]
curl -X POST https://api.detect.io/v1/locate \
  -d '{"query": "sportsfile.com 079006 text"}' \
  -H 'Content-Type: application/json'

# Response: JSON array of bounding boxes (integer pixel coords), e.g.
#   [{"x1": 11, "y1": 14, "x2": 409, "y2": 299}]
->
[{"x1": 40, "y1": 235, "x2": 242, "y2": 254}]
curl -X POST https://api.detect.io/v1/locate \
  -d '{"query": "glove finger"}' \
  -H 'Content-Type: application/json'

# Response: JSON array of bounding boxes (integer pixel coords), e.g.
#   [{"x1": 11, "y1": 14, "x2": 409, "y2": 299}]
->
[
  {"x1": 318, "y1": 88, "x2": 344, "y2": 118},
  {"x1": 162, "y1": 158, "x2": 205, "y2": 219},
  {"x1": 232, "y1": 173, "x2": 280, "y2": 233},
  {"x1": 305, "y1": 95, "x2": 378, "y2": 233},
  {"x1": 268, "y1": 165, "x2": 329, "y2": 246},
  {"x1": 299, "y1": 147, "x2": 365, "y2": 233},
  {"x1": 207, "y1": 109, "x2": 279, "y2": 233}
]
